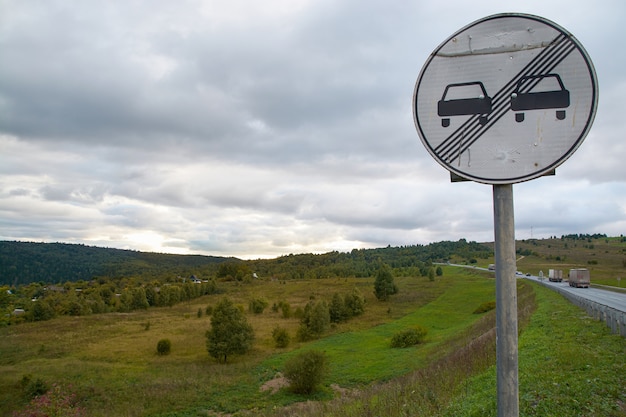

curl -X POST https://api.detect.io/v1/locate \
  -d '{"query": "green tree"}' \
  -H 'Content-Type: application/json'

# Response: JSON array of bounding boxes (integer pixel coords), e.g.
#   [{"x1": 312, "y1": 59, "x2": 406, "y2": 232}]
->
[
  {"x1": 428, "y1": 267, "x2": 435, "y2": 282},
  {"x1": 329, "y1": 293, "x2": 347, "y2": 323},
  {"x1": 373, "y1": 262, "x2": 398, "y2": 301},
  {"x1": 344, "y1": 287, "x2": 366, "y2": 317},
  {"x1": 30, "y1": 299, "x2": 55, "y2": 321},
  {"x1": 297, "y1": 300, "x2": 330, "y2": 341},
  {"x1": 436, "y1": 266, "x2": 443, "y2": 276},
  {"x1": 131, "y1": 287, "x2": 149, "y2": 310},
  {"x1": 0, "y1": 285, "x2": 12, "y2": 310},
  {"x1": 205, "y1": 297, "x2": 254, "y2": 363}
]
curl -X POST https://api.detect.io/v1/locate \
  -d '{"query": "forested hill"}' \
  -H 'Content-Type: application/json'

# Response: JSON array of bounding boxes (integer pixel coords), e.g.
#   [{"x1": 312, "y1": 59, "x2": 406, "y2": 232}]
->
[
  {"x1": 0, "y1": 239, "x2": 494, "y2": 287},
  {"x1": 0, "y1": 241, "x2": 237, "y2": 286}
]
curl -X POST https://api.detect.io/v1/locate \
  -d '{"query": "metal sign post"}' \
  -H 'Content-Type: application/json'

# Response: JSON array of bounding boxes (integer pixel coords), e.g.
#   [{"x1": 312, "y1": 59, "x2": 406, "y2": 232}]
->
[
  {"x1": 493, "y1": 184, "x2": 518, "y2": 416},
  {"x1": 412, "y1": 13, "x2": 598, "y2": 417}
]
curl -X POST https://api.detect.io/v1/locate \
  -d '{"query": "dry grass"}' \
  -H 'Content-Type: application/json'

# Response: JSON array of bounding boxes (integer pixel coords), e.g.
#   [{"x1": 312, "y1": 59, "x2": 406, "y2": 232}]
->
[{"x1": 1, "y1": 274, "x2": 456, "y2": 416}]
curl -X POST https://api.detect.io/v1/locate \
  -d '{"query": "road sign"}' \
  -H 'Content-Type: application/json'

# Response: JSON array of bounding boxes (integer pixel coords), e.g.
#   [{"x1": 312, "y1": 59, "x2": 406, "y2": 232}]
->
[{"x1": 413, "y1": 13, "x2": 598, "y2": 184}]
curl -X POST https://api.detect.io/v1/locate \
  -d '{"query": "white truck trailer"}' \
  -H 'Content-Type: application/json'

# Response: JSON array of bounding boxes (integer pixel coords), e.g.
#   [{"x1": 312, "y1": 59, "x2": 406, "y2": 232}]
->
[
  {"x1": 548, "y1": 269, "x2": 563, "y2": 282},
  {"x1": 568, "y1": 268, "x2": 590, "y2": 288}
]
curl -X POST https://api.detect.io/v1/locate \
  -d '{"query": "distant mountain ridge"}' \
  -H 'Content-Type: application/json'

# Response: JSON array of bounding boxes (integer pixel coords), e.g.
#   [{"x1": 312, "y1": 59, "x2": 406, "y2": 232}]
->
[{"x1": 0, "y1": 241, "x2": 238, "y2": 286}]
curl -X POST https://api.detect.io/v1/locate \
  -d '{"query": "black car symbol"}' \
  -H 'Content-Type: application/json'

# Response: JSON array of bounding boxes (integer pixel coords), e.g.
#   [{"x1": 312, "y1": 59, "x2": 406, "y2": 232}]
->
[
  {"x1": 438, "y1": 81, "x2": 492, "y2": 128},
  {"x1": 510, "y1": 74, "x2": 570, "y2": 123}
]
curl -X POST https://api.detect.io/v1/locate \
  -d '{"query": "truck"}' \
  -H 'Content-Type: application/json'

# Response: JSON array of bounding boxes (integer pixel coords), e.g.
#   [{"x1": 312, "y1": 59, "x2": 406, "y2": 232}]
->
[
  {"x1": 548, "y1": 269, "x2": 563, "y2": 282},
  {"x1": 568, "y1": 268, "x2": 590, "y2": 288}
]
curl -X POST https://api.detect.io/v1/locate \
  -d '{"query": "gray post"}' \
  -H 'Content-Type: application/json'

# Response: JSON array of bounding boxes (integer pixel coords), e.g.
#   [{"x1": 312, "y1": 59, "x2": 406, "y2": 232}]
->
[{"x1": 493, "y1": 184, "x2": 519, "y2": 417}]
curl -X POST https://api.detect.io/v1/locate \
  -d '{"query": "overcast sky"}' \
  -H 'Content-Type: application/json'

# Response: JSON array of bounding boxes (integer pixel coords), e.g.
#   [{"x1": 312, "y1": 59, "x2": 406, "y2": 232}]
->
[{"x1": 1, "y1": 0, "x2": 624, "y2": 259}]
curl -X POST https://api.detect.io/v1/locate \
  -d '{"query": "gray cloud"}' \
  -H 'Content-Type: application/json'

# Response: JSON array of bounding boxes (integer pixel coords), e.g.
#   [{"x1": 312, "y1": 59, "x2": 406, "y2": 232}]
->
[{"x1": 1, "y1": 0, "x2": 624, "y2": 258}]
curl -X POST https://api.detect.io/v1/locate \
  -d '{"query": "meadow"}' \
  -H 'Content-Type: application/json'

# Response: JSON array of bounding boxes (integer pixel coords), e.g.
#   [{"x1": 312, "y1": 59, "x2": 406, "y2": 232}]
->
[
  {"x1": 2, "y1": 268, "x2": 496, "y2": 416},
  {"x1": 1, "y1": 253, "x2": 624, "y2": 416}
]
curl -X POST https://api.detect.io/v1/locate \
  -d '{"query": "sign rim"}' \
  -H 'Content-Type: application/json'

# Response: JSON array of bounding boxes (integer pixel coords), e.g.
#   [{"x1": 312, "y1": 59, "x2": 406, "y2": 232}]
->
[{"x1": 412, "y1": 12, "x2": 599, "y2": 185}]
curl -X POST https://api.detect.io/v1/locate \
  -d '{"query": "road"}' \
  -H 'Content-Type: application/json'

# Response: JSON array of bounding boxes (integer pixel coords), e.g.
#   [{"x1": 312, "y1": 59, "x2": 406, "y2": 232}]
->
[
  {"x1": 523, "y1": 275, "x2": 626, "y2": 313},
  {"x1": 441, "y1": 263, "x2": 626, "y2": 314}
]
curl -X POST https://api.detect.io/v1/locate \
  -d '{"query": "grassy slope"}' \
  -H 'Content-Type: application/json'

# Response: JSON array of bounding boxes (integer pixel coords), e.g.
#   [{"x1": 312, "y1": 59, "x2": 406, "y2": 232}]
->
[
  {"x1": 441, "y1": 281, "x2": 626, "y2": 417},
  {"x1": 0, "y1": 268, "x2": 495, "y2": 416},
  {"x1": 257, "y1": 279, "x2": 624, "y2": 417},
  {"x1": 514, "y1": 237, "x2": 626, "y2": 288},
  {"x1": 2, "y1": 265, "x2": 624, "y2": 417}
]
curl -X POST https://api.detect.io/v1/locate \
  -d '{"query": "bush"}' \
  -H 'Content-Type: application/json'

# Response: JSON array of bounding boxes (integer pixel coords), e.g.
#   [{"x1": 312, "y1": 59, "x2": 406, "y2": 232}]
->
[
  {"x1": 156, "y1": 339, "x2": 172, "y2": 355},
  {"x1": 473, "y1": 300, "x2": 496, "y2": 314},
  {"x1": 249, "y1": 298, "x2": 269, "y2": 314},
  {"x1": 272, "y1": 326, "x2": 290, "y2": 348},
  {"x1": 280, "y1": 301, "x2": 292, "y2": 318},
  {"x1": 20, "y1": 374, "x2": 49, "y2": 399},
  {"x1": 283, "y1": 350, "x2": 328, "y2": 394},
  {"x1": 390, "y1": 326, "x2": 428, "y2": 348}
]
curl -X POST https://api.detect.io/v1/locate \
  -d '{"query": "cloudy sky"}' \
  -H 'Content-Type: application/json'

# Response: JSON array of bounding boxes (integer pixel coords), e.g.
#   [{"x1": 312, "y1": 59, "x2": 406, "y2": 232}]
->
[{"x1": 1, "y1": 0, "x2": 625, "y2": 259}]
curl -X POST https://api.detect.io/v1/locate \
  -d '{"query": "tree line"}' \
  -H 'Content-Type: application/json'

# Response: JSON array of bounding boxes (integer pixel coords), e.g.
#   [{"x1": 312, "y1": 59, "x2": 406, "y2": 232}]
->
[{"x1": 0, "y1": 239, "x2": 489, "y2": 325}]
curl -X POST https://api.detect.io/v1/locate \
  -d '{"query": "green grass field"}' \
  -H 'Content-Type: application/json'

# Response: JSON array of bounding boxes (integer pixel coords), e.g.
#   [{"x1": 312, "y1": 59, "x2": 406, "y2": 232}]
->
[
  {"x1": 1, "y1": 268, "x2": 495, "y2": 416},
  {"x1": 1, "y1": 263, "x2": 624, "y2": 417}
]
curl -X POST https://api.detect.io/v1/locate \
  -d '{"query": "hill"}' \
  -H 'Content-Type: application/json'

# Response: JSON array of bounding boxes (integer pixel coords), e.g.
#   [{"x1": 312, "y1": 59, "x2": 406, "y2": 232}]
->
[
  {"x1": 2, "y1": 234, "x2": 625, "y2": 287},
  {"x1": 0, "y1": 241, "x2": 237, "y2": 286}
]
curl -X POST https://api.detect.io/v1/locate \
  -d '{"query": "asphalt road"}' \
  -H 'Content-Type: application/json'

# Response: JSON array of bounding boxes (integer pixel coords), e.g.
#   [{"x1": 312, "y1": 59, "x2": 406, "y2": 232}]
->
[
  {"x1": 442, "y1": 263, "x2": 626, "y2": 314},
  {"x1": 523, "y1": 275, "x2": 626, "y2": 313}
]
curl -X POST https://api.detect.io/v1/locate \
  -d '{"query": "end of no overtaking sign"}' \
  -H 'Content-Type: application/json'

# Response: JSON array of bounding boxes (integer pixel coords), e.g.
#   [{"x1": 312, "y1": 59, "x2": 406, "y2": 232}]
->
[{"x1": 412, "y1": 13, "x2": 598, "y2": 184}]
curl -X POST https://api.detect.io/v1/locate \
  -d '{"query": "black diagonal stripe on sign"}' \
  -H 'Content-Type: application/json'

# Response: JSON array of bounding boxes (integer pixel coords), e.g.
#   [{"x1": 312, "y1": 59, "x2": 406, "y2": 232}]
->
[
  {"x1": 434, "y1": 33, "x2": 572, "y2": 161},
  {"x1": 434, "y1": 32, "x2": 570, "y2": 159},
  {"x1": 433, "y1": 32, "x2": 577, "y2": 164}
]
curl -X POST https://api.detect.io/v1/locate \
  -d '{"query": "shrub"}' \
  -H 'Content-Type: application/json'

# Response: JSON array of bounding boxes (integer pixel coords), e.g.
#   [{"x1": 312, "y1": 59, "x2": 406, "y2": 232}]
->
[
  {"x1": 205, "y1": 305, "x2": 213, "y2": 316},
  {"x1": 280, "y1": 301, "x2": 292, "y2": 318},
  {"x1": 473, "y1": 301, "x2": 496, "y2": 314},
  {"x1": 390, "y1": 326, "x2": 428, "y2": 348},
  {"x1": 272, "y1": 326, "x2": 290, "y2": 348},
  {"x1": 293, "y1": 307, "x2": 304, "y2": 319},
  {"x1": 248, "y1": 298, "x2": 269, "y2": 314},
  {"x1": 156, "y1": 339, "x2": 172, "y2": 355},
  {"x1": 20, "y1": 374, "x2": 48, "y2": 399},
  {"x1": 283, "y1": 350, "x2": 328, "y2": 394}
]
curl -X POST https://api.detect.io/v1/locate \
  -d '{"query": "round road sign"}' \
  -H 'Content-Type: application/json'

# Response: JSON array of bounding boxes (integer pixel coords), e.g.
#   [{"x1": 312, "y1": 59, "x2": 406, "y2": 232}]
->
[{"x1": 413, "y1": 13, "x2": 598, "y2": 184}]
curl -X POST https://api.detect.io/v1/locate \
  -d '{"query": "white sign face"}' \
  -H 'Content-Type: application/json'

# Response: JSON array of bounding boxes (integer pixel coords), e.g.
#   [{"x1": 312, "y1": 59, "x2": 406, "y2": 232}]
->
[{"x1": 413, "y1": 13, "x2": 598, "y2": 184}]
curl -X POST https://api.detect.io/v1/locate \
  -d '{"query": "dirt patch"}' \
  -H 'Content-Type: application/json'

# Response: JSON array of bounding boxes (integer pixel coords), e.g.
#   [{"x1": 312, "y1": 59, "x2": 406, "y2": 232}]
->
[{"x1": 260, "y1": 373, "x2": 289, "y2": 394}]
